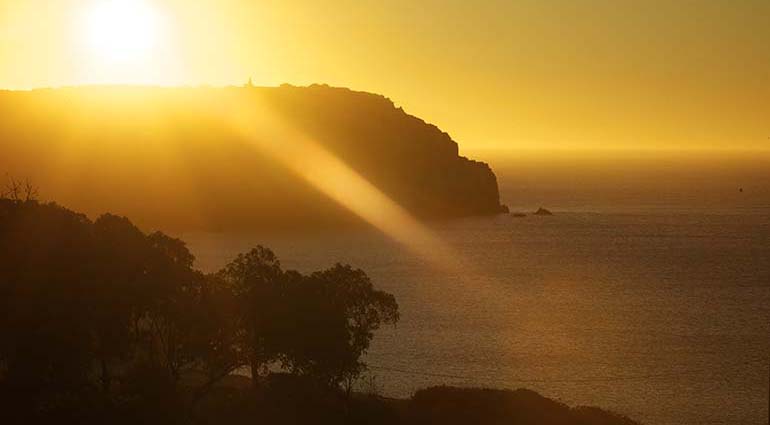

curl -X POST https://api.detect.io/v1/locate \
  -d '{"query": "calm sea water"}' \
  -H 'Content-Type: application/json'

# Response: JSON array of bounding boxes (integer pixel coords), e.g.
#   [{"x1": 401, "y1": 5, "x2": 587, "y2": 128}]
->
[{"x1": 184, "y1": 208, "x2": 770, "y2": 425}]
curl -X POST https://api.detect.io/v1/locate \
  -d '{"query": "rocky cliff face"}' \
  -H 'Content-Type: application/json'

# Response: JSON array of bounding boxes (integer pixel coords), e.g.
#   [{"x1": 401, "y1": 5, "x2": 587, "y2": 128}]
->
[{"x1": 0, "y1": 85, "x2": 507, "y2": 231}]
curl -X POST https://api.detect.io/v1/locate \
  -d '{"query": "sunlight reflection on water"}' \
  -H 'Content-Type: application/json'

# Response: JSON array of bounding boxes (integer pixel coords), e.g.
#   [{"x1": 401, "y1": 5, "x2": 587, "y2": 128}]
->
[{"x1": 185, "y1": 211, "x2": 770, "y2": 425}]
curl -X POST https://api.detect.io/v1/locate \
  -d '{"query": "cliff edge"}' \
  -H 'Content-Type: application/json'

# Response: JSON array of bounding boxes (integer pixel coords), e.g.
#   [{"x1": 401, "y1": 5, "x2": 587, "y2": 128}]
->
[{"x1": 0, "y1": 84, "x2": 507, "y2": 230}]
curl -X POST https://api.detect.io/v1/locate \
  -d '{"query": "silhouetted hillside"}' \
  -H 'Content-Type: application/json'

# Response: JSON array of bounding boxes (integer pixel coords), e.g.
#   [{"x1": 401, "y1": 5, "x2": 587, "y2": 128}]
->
[
  {"x1": 193, "y1": 383, "x2": 642, "y2": 425},
  {"x1": 404, "y1": 386, "x2": 639, "y2": 425},
  {"x1": 0, "y1": 85, "x2": 507, "y2": 231}
]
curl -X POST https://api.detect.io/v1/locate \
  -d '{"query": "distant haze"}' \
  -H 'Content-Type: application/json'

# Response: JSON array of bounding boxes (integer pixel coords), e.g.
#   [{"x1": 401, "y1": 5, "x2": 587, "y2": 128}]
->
[
  {"x1": 472, "y1": 148, "x2": 770, "y2": 213},
  {"x1": 1, "y1": 0, "x2": 768, "y2": 150}
]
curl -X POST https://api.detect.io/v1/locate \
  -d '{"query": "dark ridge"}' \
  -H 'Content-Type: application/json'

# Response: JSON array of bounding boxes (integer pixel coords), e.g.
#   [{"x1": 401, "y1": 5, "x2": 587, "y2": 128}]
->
[{"x1": 405, "y1": 386, "x2": 639, "y2": 425}]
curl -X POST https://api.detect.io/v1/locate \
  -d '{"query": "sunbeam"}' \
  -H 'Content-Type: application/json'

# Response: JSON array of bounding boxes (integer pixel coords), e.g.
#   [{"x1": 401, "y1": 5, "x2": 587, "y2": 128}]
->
[{"x1": 224, "y1": 97, "x2": 460, "y2": 272}]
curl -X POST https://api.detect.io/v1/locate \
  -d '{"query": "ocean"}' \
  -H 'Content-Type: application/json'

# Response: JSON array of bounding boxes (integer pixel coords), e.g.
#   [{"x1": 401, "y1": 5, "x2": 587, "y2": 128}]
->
[{"x1": 184, "y1": 153, "x2": 770, "y2": 425}]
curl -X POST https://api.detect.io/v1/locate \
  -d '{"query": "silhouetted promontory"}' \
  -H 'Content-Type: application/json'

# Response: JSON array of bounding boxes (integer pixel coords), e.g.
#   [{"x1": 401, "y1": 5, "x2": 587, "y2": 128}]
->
[{"x1": 0, "y1": 84, "x2": 507, "y2": 231}]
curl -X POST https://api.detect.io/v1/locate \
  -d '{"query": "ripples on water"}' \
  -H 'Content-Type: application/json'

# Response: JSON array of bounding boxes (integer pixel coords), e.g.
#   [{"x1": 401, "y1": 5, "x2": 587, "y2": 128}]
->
[{"x1": 185, "y1": 211, "x2": 770, "y2": 425}]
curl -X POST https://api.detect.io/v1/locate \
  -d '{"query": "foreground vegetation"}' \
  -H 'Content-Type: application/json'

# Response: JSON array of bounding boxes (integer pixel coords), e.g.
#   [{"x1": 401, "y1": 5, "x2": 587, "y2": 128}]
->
[{"x1": 0, "y1": 197, "x2": 637, "y2": 424}]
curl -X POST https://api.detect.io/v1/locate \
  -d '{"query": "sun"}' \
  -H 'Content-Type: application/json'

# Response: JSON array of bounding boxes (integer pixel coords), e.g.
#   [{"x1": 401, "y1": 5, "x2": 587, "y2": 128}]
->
[{"x1": 82, "y1": 0, "x2": 161, "y2": 63}]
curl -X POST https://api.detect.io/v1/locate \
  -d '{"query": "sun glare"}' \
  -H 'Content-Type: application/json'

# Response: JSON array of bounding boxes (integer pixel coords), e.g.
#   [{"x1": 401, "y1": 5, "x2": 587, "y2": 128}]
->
[{"x1": 82, "y1": 0, "x2": 161, "y2": 63}]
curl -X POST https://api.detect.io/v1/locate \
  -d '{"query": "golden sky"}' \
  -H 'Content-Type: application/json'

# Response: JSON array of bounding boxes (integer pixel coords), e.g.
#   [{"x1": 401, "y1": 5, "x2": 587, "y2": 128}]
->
[{"x1": 1, "y1": 0, "x2": 768, "y2": 150}]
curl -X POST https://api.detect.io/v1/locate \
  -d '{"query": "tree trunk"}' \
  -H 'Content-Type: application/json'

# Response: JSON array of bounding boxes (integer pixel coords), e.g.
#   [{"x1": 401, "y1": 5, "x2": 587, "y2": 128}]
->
[
  {"x1": 100, "y1": 358, "x2": 111, "y2": 394},
  {"x1": 250, "y1": 356, "x2": 262, "y2": 390}
]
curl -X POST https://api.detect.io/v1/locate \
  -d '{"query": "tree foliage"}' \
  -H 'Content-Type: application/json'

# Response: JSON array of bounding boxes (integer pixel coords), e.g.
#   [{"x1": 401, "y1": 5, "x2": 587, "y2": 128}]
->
[{"x1": 0, "y1": 198, "x2": 398, "y2": 423}]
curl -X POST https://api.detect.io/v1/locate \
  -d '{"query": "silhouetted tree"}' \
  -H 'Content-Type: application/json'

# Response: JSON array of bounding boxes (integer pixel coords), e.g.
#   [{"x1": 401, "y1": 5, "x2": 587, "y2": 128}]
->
[
  {"x1": 185, "y1": 273, "x2": 246, "y2": 411},
  {"x1": 217, "y1": 246, "x2": 285, "y2": 389},
  {"x1": 280, "y1": 264, "x2": 399, "y2": 391},
  {"x1": 0, "y1": 202, "x2": 227, "y2": 421},
  {"x1": 0, "y1": 200, "x2": 101, "y2": 419},
  {"x1": 0, "y1": 200, "x2": 405, "y2": 423},
  {"x1": 1, "y1": 175, "x2": 38, "y2": 202}
]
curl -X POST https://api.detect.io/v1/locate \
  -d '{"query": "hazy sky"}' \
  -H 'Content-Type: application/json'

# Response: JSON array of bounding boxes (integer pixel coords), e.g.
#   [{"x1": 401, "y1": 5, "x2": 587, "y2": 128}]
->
[{"x1": 1, "y1": 0, "x2": 768, "y2": 150}]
